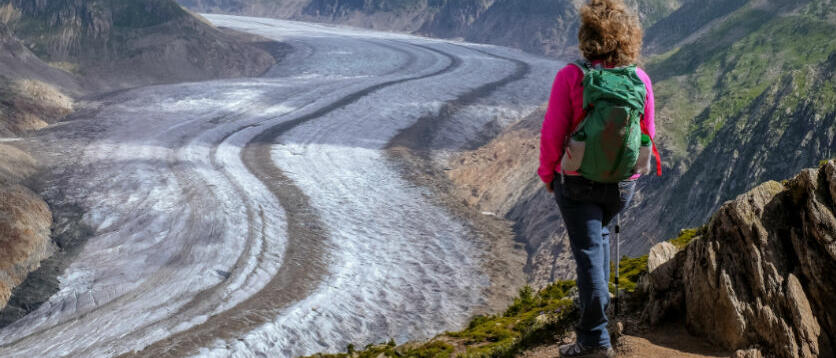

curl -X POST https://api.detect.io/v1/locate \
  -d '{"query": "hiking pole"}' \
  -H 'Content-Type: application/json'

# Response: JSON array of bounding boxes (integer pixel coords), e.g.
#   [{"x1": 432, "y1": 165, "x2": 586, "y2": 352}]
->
[{"x1": 614, "y1": 214, "x2": 621, "y2": 317}]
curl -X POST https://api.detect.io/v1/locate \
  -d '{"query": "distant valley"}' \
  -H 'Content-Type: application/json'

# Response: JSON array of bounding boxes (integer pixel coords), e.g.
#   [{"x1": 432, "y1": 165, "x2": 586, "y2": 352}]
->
[
  {"x1": 0, "y1": 0, "x2": 833, "y2": 356},
  {"x1": 176, "y1": 0, "x2": 836, "y2": 285}
]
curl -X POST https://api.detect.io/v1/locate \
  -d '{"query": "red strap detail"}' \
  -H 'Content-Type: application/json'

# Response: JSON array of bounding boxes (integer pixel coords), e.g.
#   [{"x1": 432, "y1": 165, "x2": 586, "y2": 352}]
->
[
  {"x1": 650, "y1": 135, "x2": 662, "y2": 176},
  {"x1": 640, "y1": 120, "x2": 663, "y2": 177}
]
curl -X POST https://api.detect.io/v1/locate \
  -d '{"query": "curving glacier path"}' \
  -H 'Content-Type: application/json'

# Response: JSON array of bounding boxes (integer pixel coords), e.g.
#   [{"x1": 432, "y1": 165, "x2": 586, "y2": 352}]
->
[{"x1": 0, "y1": 15, "x2": 561, "y2": 358}]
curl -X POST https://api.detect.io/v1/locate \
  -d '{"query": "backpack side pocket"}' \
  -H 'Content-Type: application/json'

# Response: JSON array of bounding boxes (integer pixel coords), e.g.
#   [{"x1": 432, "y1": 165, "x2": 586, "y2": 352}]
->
[{"x1": 561, "y1": 137, "x2": 586, "y2": 172}]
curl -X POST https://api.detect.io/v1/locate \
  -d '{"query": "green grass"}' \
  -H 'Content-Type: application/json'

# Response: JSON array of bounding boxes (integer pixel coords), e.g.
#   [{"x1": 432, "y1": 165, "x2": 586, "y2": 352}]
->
[
  {"x1": 610, "y1": 227, "x2": 702, "y2": 293},
  {"x1": 611, "y1": 255, "x2": 648, "y2": 293},
  {"x1": 669, "y1": 228, "x2": 701, "y2": 249},
  {"x1": 448, "y1": 282, "x2": 576, "y2": 357}
]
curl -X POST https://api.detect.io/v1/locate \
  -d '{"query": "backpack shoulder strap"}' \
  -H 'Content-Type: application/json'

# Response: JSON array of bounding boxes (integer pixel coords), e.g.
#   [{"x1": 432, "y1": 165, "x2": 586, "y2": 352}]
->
[
  {"x1": 567, "y1": 60, "x2": 592, "y2": 136},
  {"x1": 570, "y1": 60, "x2": 591, "y2": 75}
]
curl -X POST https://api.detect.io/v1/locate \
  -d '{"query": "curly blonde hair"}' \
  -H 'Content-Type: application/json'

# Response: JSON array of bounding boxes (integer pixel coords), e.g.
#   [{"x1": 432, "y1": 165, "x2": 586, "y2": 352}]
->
[{"x1": 578, "y1": 0, "x2": 643, "y2": 66}]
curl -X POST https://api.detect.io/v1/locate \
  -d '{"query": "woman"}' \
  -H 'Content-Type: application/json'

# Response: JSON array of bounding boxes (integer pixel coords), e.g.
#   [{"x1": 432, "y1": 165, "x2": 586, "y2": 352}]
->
[{"x1": 538, "y1": 0, "x2": 655, "y2": 357}]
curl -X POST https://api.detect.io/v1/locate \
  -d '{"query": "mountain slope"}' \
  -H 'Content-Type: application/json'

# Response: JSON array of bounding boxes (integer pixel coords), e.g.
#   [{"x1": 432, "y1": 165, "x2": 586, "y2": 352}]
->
[
  {"x1": 636, "y1": 0, "x2": 836, "y2": 249},
  {"x1": 0, "y1": 24, "x2": 76, "y2": 136},
  {"x1": 641, "y1": 0, "x2": 748, "y2": 53},
  {"x1": 0, "y1": 22, "x2": 79, "y2": 91},
  {"x1": 177, "y1": 0, "x2": 683, "y2": 57},
  {"x1": 2, "y1": 0, "x2": 276, "y2": 91}
]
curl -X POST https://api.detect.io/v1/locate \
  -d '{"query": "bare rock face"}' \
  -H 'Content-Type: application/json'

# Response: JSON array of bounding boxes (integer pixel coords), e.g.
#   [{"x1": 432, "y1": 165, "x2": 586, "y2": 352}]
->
[
  {"x1": 644, "y1": 241, "x2": 679, "y2": 303},
  {"x1": 644, "y1": 161, "x2": 836, "y2": 358},
  {"x1": 0, "y1": 184, "x2": 54, "y2": 310},
  {"x1": 647, "y1": 241, "x2": 677, "y2": 272},
  {"x1": 642, "y1": 240, "x2": 686, "y2": 325}
]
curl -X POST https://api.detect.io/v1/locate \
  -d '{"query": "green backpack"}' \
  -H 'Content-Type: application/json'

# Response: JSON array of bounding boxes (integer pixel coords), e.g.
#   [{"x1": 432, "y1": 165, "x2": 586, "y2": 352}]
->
[{"x1": 568, "y1": 60, "x2": 659, "y2": 182}]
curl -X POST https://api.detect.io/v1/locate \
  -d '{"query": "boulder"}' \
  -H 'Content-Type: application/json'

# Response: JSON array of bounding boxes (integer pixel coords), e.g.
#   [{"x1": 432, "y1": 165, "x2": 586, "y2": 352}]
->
[
  {"x1": 641, "y1": 241, "x2": 687, "y2": 325},
  {"x1": 647, "y1": 241, "x2": 678, "y2": 272},
  {"x1": 647, "y1": 241, "x2": 679, "y2": 290}
]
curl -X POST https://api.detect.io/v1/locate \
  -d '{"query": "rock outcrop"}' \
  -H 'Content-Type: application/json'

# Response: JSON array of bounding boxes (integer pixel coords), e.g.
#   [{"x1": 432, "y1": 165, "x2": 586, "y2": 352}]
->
[
  {"x1": 0, "y1": 78, "x2": 75, "y2": 136},
  {"x1": 0, "y1": 185, "x2": 53, "y2": 310},
  {"x1": 643, "y1": 160, "x2": 836, "y2": 358}
]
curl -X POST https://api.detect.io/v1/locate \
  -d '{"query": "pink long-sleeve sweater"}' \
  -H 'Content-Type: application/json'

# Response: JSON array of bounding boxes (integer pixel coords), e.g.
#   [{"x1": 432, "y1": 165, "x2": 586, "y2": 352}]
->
[{"x1": 538, "y1": 62, "x2": 656, "y2": 184}]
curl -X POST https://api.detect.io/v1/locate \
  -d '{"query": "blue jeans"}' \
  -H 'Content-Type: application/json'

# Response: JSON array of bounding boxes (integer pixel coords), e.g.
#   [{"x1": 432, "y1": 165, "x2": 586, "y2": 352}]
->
[{"x1": 553, "y1": 175, "x2": 636, "y2": 348}]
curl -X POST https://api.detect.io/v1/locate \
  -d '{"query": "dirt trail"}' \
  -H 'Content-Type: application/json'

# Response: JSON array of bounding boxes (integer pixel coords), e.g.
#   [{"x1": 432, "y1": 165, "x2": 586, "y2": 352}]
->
[{"x1": 520, "y1": 327, "x2": 731, "y2": 358}]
